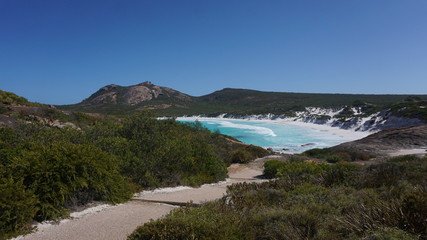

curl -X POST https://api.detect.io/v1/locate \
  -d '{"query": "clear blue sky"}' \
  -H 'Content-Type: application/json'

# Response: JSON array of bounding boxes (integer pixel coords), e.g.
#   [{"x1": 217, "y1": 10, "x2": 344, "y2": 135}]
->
[{"x1": 1, "y1": 0, "x2": 426, "y2": 105}]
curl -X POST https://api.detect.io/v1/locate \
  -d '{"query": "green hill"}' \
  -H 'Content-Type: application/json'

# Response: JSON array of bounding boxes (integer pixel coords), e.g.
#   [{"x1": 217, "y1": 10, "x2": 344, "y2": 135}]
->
[{"x1": 58, "y1": 82, "x2": 427, "y2": 117}]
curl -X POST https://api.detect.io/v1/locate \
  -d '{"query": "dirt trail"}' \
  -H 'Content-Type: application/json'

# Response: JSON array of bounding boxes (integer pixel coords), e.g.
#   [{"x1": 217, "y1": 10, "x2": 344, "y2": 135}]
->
[{"x1": 14, "y1": 157, "x2": 272, "y2": 240}]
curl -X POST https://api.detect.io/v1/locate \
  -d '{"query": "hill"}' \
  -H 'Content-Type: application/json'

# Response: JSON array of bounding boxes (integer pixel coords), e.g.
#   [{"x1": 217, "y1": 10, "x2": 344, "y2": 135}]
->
[
  {"x1": 60, "y1": 81, "x2": 194, "y2": 115},
  {"x1": 59, "y1": 82, "x2": 427, "y2": 118}
]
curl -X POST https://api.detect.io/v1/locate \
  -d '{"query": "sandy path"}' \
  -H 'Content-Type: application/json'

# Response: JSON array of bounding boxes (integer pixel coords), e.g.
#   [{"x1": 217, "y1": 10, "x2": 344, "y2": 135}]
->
[
  {"x1": 13, "y1": 158, "x2": 269, "y2": 240},
  {"x1": 14, "y1": 202, "x2": 175, "y2": 240}
]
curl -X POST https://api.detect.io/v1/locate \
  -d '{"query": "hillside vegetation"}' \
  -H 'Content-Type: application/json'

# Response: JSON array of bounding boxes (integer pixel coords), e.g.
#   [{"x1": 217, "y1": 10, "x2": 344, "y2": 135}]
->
[
  {"x1": 0, "y1": 90, "x2": 44, "y2": 107},
  {"x1": 58, "y1": 83, "x2": 427, "y2": 117},
  {"x1": 129, "y1": 155, "x2": 427, "y2": 240},
  {"x1": 0, "y1": 110, "x2": 268, "y2": 239}
]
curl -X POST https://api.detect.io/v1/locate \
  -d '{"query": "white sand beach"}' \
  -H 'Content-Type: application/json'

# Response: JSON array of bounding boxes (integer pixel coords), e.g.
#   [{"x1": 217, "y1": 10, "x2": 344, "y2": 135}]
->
[{"x1": 177, "y1": 116, "x2": 371, "y2": 140}]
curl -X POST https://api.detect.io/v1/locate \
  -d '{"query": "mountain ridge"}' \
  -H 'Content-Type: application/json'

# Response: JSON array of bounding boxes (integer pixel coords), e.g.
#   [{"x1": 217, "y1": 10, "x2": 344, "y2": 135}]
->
[{"x1": 58, "y1": 82, "x2": 427, "y2": 119}]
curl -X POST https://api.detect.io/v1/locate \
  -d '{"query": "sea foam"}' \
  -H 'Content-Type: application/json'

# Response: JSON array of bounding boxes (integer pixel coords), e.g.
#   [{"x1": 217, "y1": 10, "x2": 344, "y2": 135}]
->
[{"x1": 211, "y1": 120, "x2": 277, "y2": 137}]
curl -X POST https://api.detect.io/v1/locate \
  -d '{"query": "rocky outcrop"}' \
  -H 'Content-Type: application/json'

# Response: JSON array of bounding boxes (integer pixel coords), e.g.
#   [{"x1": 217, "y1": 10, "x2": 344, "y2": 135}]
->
[
  {"x1": 82, "y1": 81, "x2": 192, "y2": 106},
  {"x1": 331, "y1": 125, "x2": 427, "y2": 156},
  {"x1": 196, "y1": 105, "x2": 426, "y2": 133}
]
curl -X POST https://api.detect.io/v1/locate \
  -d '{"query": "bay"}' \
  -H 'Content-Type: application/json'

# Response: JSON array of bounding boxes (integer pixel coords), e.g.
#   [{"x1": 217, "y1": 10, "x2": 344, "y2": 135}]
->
[{"x1": 178, "y1": 118, "x2": 369, "y2": 153}]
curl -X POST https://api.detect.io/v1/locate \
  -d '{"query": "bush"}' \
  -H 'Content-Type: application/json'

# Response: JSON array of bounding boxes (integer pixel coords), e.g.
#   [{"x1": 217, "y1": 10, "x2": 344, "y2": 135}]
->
[
  {"x1": 128, "y1": 203, "x2": 243, "y2": 240},
  {"x1": 230, "y1": 145, "x2": 270, "y2": 164},
  {"x1": 356, "y1": 163, "x2": 405, "y2": 189},
  {"x1": 263, "y1": 160, "x2": 287, "y2": 178},
  {"x1": 0, "y1": 104, "x2": 9, "y2": 114},
  {"x1": 321, "y1": 162, "x2": 361, "y2": 186},
  {"x1": 12, "y1": 142, "x2": 132, "y2": 220},
  {"x1": 400, "y1": 191, "x2": 427, "y2": 236},
  {"x1": 0, "y1": 177, "x2": 38, "y2": 240},
  {"x1": 303, "y1": 148, "x2": 334, "y2": 158},
  {"x1": 326, "y1": 155, "x2": 344, "y2": 163},
  {"x1": 336, "y1": 152, "x2": 352, "y2": 161},
  {"x1": 276, "y1": 161, "x2": 329, "y2": 183}
]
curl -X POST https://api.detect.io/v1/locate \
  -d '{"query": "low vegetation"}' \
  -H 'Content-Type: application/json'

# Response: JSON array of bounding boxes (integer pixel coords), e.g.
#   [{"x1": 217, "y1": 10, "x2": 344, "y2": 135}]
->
[
  {"x1": 302, "y1": 148, "x2": 371, "y2": 162},
  {"x1": 0, "y1": 111, "x2": 258, "y2": 239},
  {"x1": 129, "y1": 155, "x2": 427, "y2": 240},
  {"x1": 0, "y1": 90, "x2": 43, "y2": 107}
]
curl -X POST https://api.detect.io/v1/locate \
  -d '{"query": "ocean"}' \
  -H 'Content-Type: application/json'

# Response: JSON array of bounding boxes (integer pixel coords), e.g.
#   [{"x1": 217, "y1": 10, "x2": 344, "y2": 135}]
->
[{"x1": 178, "y1": 118, "x2": 368, "y2": 153}]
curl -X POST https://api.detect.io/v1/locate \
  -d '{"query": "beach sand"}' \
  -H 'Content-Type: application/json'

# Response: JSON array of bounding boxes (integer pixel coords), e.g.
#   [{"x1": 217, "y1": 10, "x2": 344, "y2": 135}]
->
[
  {"x1": 388, "y1": 148, "x2": 427, "y2": 157},
  {"x1": 177, "y1": 116, "x2": 371, "y2": 141}
]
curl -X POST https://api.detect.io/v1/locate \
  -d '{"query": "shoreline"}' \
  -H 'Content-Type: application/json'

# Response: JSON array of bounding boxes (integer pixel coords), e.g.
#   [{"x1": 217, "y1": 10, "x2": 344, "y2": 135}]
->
[{"x1": 177, "y1": 116, "x2": 371, "y2": 142}]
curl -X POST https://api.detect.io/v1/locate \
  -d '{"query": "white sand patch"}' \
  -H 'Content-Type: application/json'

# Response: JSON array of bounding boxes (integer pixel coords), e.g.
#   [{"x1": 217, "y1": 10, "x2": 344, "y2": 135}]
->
[
  {"x1": 135, "y1": 186, "x2": 193, "y2": 195},
  {"x1": 274, "y1": 119, "x2": 370, "y2": 140},
  {"x1": 70, "y1": 204, "x2": 114, "y2": 219},
  {"x1": 388, "y1": 148, "x2": 427, "y2": 157}
]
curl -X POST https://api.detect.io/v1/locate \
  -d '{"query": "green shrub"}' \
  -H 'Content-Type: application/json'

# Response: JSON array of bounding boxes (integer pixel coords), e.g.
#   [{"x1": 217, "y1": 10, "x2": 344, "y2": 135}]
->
[
  {"x1": 400, "y1": 191, "x2": 427, "y2": 236},
  {"x1": 0, "y1": 90, "x2": 31, "y2": 105},
  {"x1": 357, "y1": 163, "x2": 405, "y2": 189},
  {"x1": 230, "y1": 145, "x2": 270, "y2": 164},
  {"x1": 321, "y1": 162, "x2": 361, "y2": 186},
  {"x1": 326, "y1": 155, "x2": 344, "y2": 163},
  {"x1": 276, "y1": 161, "x2": 329, "y2": 183},
  {"x1": 0, "y1": 104, "x2": 9, "y2": 114},
  {"x1": 128, "y1": 203, "x2": 243, "y2": 240},
  {"x1": 263, "y1": 160, "x2": 287, "y2": 178},
  {"x1": 12, "y1": 142, "x2": 132, "y2": 220},
  {"x1": 230, "y1": 148, "x2": 252, "y2": 163},
  {"x1": 336, "y1": 152, "x2": 352, "y2": 161},
  {"x1": 0, "y1": 177, "x2": 38, "y2": 239},
  {"x1": 303, "y1": 148, "x2": 334, "y2": 158}
]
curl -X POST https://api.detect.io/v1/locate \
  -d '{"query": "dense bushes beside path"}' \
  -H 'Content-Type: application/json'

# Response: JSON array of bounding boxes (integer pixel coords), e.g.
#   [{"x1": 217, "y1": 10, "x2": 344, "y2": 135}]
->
[
  {"x1": 129, "y1": 155, "x2": 427, "y2": 240},
  {"x1": 0, "y1": 111, "x2": 237, "y2": 239}
]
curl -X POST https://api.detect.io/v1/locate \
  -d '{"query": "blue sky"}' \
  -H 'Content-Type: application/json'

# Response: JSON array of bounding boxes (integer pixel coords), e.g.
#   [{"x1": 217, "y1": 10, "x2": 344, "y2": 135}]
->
[{"x1": 1, "y1": 0, "x2": 426, "y2": 104}]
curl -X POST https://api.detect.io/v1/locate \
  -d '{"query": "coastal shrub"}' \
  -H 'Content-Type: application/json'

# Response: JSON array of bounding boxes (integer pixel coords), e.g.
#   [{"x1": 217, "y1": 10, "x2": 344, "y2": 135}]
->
[
  {"x1": 0, "y1": 104, "x2": 9, "y2": 114},
  {"x1": 0, "y1": 90, "x2": 32, "y2": 105},
  {"x1": 326, "y1": 155, "x2": 344, "y2": 163},
  {"x1": 356, "y1": 163, "x2": 405, "y2": 189},
  {"x1": 321, "y1": 162, "x2": 361, "y2": 187},
  {"x1": 0, "y1": 111, "x2": 253, "y2": 236},
  {"x1": 399, "y1": 190, "x2": 427, "y2": 236},
  {"x1": 230, "y1": 145, "x2": 270, "y2": 164},
  {"x1": 350, "y1": 151, "x2": 371, "y2": 161},
  {"x1": 276, "y1": 160, "x2": 329, "y2": 185},
  {"x1": 128, "y1": 202, "x2": 243, "y2": 240},
  {"x1": 0, "y1": 177, "x2": 38, "y2": 240},
  {"x1": 248, "y1": 208, "x2": 319, "y2": 240},
  {"x1": 129, "y1": 156, "x2": 427, "y2": 239},
  {"x1": 12, "y1": 142, "x2": 132, "y2": 220},
  {"x1": 302, "y1": 148, "x2": 372, "y2": 162},
  {"x1": 118, "y1": 112, "x2": 228, "y2": 188},
  {"x1": 263, "y1": 160, "x2": 287, "y2": 178},
  {"x1": 336, "y1": 152, "x2": 352, "y2": 161},
  {"x1": 302, "y1": 148, "x2": 334, "y2": 158},
  {"x1": 389, "y1": 155, "x2": 427, "y2": 183}
]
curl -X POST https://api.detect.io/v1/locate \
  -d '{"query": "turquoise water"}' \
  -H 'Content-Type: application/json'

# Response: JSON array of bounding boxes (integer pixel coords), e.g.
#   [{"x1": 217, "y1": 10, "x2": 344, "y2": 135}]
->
[{"x1": 179, "y1": 119, "x2": 360, "y2": 153}]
